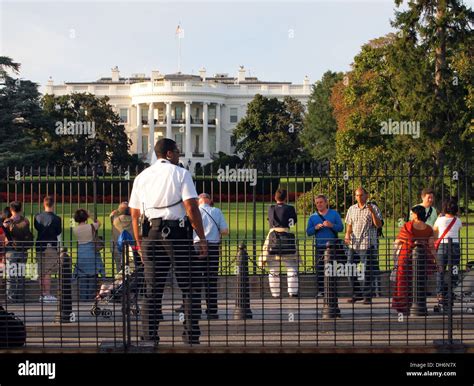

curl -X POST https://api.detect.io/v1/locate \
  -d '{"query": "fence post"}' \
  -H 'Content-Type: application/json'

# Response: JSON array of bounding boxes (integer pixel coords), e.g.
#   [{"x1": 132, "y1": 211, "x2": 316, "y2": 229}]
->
[
  {"x1": 410, "y1": 241, "x2": 427, "y2": 316},
  {"x1": 234, "y1": 242, "x2": 253, "y2": 320},
  {"x1": 447, "y1": 237, "x2": 453, "y2": 344},
  {"x1": 322, "y1": 241, "x2": 340, "y2": 319},
  {"x1": 55, "y1": 248, "x2": 72, "y2": 323},
  {"x1": 122, "y1": 241, "x2": 131, "y2": 350}
]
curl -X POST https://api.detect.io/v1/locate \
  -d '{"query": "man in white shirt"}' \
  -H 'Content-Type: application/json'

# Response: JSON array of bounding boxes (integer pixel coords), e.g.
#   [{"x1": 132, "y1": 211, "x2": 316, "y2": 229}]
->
[
  {"x1": 193, "y1": 193, "x2": 228, "y2": 319},
  {"x1": 129, "y1": 138, "x2": 207, "y2": 346}
]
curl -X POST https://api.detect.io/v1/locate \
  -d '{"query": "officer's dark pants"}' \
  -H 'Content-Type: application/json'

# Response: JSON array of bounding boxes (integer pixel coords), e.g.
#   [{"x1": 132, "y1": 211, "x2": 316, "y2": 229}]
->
[{"x1": 141, "y1": 225, "x2": 201, "y2": 344}]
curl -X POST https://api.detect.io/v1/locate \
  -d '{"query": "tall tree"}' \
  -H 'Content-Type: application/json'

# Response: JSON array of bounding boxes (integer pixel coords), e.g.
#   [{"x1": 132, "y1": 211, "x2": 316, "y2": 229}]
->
[
  {"x1": 392, "y1": 0, "x2": 474, "y2": 167},
  {"x1": 301, "y1": 71, "x2": 343, "y2": 160},
  {"x1": 0, "y1": 56, "x2": 53, "y2": 168},
  {"x1": 233, "y1": 94, "x2": 307, "y2": 166},
  {"x1": 42, "y1": 93, "x2": 141, "y2": 170}
]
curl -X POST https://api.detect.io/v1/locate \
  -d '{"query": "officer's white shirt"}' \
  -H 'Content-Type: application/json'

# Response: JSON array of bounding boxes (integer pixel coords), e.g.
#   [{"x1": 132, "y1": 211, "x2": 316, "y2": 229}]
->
[{"x1": 129, "y1": 159, "x2": 198, "y2": 220}]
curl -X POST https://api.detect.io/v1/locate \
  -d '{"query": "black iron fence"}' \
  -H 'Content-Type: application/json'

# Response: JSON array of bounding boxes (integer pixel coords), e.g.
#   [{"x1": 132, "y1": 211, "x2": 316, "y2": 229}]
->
[
  {"x1": 0, "y1": 162, "x2": 472, "y2": 350},
  {"x1": 0, "y1": 238, "x2": 473, "y2": 350}
]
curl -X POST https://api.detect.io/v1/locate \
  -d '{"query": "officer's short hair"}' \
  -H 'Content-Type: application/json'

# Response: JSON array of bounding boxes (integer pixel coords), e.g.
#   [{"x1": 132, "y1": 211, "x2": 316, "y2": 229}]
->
[
  {"x1": 275, "y1": 189, "x2": 287, "y2": 201},
  {"x1": 155, "y1": 138, "x2": 177, "y2": 158}
]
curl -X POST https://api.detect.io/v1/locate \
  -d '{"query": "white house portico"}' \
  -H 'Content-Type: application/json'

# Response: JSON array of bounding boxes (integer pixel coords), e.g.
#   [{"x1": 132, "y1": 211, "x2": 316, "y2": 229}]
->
[{"x1": 45, "y1": 66, "x2": 311, "y2": 169}]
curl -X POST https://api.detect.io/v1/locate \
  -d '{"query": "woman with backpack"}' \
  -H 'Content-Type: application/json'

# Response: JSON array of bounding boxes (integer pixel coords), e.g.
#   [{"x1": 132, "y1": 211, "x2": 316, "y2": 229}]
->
[
  {"x1": 258, "y1": 189, "x2": 299, "y2": 298},
  {"x1": 73, "y1": 209, "x2": 105, "y2": 301},
  {"x1": 3, "y1": 202, "x2": 33, "y2": 303}
]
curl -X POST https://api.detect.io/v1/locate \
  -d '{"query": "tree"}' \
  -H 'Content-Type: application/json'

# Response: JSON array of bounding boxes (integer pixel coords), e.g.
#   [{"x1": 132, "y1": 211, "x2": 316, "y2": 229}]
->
[
  {"x1": 42, "y1": 93, "x2": 142, "y2": 170},
  {"x1": 233, "y1": 94, "x2": 307, "y2": 166},
  {"x1": 300, "y1": 71, "x2": 343, "y2": 160},
  {"x1": 0, "y1": 56, "x2": 53, "y2": 168},
  {"x1": 392, "y1": 0, "x2": 474, "y2": 167}
]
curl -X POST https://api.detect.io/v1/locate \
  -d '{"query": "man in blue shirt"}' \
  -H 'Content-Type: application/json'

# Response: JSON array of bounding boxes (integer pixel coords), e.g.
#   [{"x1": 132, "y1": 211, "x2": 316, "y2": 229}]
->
[
  {"x1": 306, "y1": 194, "x2": 343, "y2": 297},
  {"x1": 193, "y1": 193, "x2": 229, "y2": 319}
]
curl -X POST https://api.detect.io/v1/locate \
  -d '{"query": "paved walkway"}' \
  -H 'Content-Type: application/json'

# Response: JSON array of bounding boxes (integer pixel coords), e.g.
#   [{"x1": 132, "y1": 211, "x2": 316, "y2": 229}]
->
[{"x1": 2, "y1": 297, "x2": 473, "y2": 350}]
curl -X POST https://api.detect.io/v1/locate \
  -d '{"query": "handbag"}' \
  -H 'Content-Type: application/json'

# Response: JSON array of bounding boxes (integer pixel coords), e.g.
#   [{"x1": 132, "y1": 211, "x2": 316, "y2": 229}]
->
[
  {"x1": 434, "y1": 217, "x2": 457, "y2": 251},
  {"x1": 267, "y1": 230, "x2": 297, "y2": 255},
  {"x1": 90, "y1": 224, "x2": 105, "y2": 252}
]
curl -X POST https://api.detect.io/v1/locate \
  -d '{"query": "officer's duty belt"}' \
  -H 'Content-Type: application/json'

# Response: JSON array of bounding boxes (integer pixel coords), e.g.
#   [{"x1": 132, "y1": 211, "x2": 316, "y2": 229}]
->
[{"x1": 150, "y1": 218, "x2": 183, "y2": 228}]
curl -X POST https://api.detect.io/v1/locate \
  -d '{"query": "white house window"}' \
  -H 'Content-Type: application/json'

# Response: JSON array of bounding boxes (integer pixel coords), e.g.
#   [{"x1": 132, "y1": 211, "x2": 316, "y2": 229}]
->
[
  {"x1": 209, "y1": 134, "x2": 216, "y2": 154},
  {"x1": 142, "y1": 136, "x2": 148, "y2": 154},
  {"x1": 141, "y1": 109, "x2": 148, "y2": 125},
  {"x1": 119, "y1": 108, "x2": 128, "y2": 123},
  {"x1": 175, "y1": 133, "x2": 183, "y2": 152},
  {"x1": 157, "y1": 107, "x2": 165, "y2": 123},
  {"x1": 230, "y1": 107, "x2": 238, "y2": 123},
  {"x1": 174, "y1": 106, "x2": 183, "y2": 120},
  {"x1": 194, "y1": 134, "x2": 200, "y2": 153}
]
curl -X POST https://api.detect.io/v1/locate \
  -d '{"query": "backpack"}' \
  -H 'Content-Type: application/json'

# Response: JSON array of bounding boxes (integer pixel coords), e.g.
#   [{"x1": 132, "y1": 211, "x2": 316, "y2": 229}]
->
[
  {"x1": 117, "y1": 229, "x2": 135, "y2": 253},
  {"x1": 0, "y1": 306, "x2": 26, "y2": 348},
  {"x1": 9, "y1": 217, "x2": 34, "y2": 251}
]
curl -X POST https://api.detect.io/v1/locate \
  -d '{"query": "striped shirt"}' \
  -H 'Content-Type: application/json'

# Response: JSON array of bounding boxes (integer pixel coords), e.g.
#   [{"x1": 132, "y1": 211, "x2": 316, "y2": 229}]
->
[{"x1": 345, "y1": 203, "x2": 383, "y2": 250}]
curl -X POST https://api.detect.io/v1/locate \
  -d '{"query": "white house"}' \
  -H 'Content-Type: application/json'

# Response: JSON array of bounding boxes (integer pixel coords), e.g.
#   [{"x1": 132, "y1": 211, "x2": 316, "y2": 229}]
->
[{"x1": 45, "y1": 66, "x2": 311, "y2": 169}]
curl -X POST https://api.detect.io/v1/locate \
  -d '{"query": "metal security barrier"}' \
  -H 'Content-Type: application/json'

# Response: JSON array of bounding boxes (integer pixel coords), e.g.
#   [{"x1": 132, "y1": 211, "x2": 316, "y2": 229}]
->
[{"x1": 0, "y1": 237, "x2": 472, "y2": 351}]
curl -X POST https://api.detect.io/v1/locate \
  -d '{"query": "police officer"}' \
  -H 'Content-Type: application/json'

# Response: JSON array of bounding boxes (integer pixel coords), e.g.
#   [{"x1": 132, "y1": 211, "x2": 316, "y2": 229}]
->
[{"x1": 129, "y1": 138, "x2": 207, "y2": 346}]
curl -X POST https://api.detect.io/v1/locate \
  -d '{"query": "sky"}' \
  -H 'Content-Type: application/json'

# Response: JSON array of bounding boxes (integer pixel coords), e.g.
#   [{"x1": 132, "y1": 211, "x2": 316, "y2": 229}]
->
[{"x1": 1, "y1": 0, "x2": 409, "y2": 91}]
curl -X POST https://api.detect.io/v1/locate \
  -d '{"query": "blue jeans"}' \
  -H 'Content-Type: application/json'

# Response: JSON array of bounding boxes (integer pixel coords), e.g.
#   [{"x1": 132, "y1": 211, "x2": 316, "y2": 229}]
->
[
  {"x1": 77, "y1": 275, "x2": 98, "y2": 301},
  {"x1": 436, "y1": 243, "x2": 461, "y2": 298},
  {"x1": 347, "y1": 247, "x2": 377, "y2": 299}
]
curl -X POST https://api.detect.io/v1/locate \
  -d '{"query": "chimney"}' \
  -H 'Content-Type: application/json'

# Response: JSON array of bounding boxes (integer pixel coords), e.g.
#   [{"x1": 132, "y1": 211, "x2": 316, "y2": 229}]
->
[
  {"x1": 45, "y1": 76, "x2": 54, "y2": 94},
  {"x1": 151, "y1": 70, "x2": 161, "y2": 80},
  {"x1": 111, "y1": 66, "x2": 120, "y2": 82},
  {"x1": 199, "y1": 67, "x2": 206, "y2": 80},
  {"x1": 237, "y1": 65, "x2": 246, "y2": 83}
]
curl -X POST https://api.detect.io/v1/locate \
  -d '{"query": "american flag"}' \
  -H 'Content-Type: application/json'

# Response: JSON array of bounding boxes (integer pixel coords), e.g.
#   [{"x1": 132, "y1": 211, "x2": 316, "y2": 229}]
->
[{"x1": 176, "y1": 24, "x2": 183, "y2": 38}]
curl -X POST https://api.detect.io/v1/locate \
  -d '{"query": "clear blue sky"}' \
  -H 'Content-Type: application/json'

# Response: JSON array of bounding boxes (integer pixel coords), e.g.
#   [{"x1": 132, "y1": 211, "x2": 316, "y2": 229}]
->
[{"x1": 1, "y1": 0, "x2": 406, "y2": 89}]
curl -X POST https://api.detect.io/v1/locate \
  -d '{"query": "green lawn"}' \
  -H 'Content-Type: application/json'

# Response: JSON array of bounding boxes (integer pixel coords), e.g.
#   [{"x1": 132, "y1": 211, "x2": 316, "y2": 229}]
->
[{"x1": 9, "y1": 200, "x2": 473, "y2": 278}]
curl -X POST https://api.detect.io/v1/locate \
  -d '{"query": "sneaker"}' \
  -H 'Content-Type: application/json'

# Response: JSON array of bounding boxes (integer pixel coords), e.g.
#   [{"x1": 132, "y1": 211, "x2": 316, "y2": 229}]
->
[
  {"x1": 289, "y1": 294, "x2": 299, "y2": 298},
  {"x1": 40, "y1": 295, "x2": 58, "y2": 303},
  {"x1": 346, "y1": 297, "x2": 363, "y2": 304},
  {"x1": 316, "y1": 292, "x2": 324, "y2": 298}
]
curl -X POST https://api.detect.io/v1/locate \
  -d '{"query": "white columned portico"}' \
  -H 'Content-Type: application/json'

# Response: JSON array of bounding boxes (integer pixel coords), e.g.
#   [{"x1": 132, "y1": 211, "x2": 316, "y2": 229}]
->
[
  {"x1": 185, "y1": 101, "x2": 192, "y2": 158},
  {"x1": 136, "y1": 104, "x2": 143, "y2": 155},
  {"x1": 148, "y1": 102, "x2": 154, "y2": 155},
  {"x1": 215, "y1": 103, "x2": 221, "y2": 153},
  {"x1": 203, "y1": 102, "x2": 209, "y2": 158},
  {"x1": 165, "y1": 102, "x2": 172, "y2": 139}
]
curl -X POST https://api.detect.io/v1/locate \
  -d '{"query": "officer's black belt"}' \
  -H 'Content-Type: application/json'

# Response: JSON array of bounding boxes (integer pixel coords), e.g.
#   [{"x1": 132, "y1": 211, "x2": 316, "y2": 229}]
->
[{"x1": 150, "y1": 218, "x2": 183, "y2": 228}]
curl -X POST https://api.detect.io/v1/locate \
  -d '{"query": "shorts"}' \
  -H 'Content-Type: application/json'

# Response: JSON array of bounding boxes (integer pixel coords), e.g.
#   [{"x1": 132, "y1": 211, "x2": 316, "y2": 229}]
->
[{"x1": 37, "y1": 247, "x2": 60, "y2": 275}]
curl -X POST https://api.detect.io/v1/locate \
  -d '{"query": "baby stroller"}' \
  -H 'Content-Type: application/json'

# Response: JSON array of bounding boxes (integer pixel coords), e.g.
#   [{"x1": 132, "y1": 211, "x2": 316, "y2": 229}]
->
[
  {"x1": 90, "y1": 231, "x2": 144, "y2": 319},
  {"x1": 434, "y1": 261, "x2": 474, "y2": 314}
]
